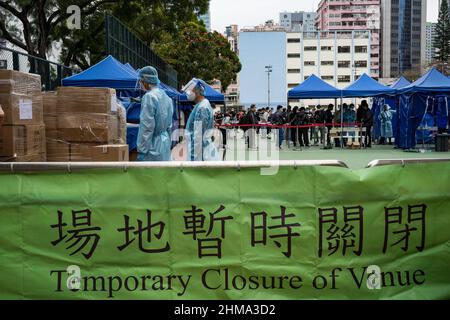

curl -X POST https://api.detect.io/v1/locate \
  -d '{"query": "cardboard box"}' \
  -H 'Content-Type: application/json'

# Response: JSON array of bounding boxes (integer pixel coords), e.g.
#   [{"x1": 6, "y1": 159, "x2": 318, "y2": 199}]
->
[
  {"x1": 0, "y1": 124, "x2": 46, "y2": 157},
  {"x1": 43, "y1": 92, "x2": 58, "y2": 139},
  {"x1": 61, "y1": 143, "x2": 128, "y2": 162},
  {"x1": 0, "y1": 153, "x2": 46, "y2": 162},
  {"x1": 56, "y1": 87, "x2": 117, "y2": 114},
  {"x1": 46, "y1": 140, "x2": 70, "y2": 162},
  {"x1": 57, "y1": 113, "x2": 119, "y2": 143},
  {"x1": 0, "y1": 70, "x2": 42, "y2": 95},
  {"x1": 89, "y1": 144, "x2": 129, "y2": 162},
  {"x1": 0, "y1": 93, "x2": 44, "y2": 125}
]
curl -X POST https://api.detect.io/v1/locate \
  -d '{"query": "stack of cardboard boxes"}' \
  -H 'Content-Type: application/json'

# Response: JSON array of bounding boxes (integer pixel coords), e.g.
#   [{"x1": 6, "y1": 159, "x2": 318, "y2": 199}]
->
[
  {"x1": 0, "y1": 70, "x2": 46, "y2": 162},
  {"x1": 45, "y1": 86, "x2": 128, "y2": 161}
]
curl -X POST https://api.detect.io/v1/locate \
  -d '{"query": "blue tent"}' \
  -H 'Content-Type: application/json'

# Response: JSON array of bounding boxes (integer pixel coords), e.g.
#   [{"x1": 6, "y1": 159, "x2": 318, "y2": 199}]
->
[
  {"x1": 179, "y1": 79, "x2": 225, "y2": 104},
  {"x1": 374, "y1": 77, "x2": 411, "y2": 142},
  {"x1": 62, "y1": 55, "x2": 138, "y2": 89},
  {"x1": 342, "y1": 74, "x2": 395, "y2": 98},
  {"x1": 288, "y1": 74, "x2": 341, "y2": 99},
  {"x1": 397, "y1": 68, "x2": 450, "y2": 149},
  {"x1": 391, "y1": 76, "x2": 411, "y2": 90},
  {"x1": 398, "y1": 68, "x2": 450, "y2": 94}
]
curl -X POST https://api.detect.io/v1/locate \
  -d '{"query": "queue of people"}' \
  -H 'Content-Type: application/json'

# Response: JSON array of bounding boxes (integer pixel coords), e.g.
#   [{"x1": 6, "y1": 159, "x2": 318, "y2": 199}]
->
[
  {"x1": 213, "y1": 100, "x2": 387, "y2": 150},
  {"x1": 135, "y1": 65, "x2": 392, "y2": 162}
]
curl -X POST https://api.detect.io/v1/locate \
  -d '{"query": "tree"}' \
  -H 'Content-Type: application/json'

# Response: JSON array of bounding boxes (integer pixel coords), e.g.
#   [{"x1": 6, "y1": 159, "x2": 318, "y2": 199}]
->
[
  {"x1": 0, "y1": 0, "x2": 118, "y2": 58},
  {"x1": 153, "y1": 22, "x2": 241, "y2": 89},
  {"x1": 0, "y1": 0, "x2": 209, "y2": 66},
  {"x1": 434, "y1": 0, "x2": 450, "y2": 70}
]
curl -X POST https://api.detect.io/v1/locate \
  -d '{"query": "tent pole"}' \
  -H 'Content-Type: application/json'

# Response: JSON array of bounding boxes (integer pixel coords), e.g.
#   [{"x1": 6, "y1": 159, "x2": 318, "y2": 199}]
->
[{"x1": 340, "y1": 95, "x2": 344, "y2": 149}]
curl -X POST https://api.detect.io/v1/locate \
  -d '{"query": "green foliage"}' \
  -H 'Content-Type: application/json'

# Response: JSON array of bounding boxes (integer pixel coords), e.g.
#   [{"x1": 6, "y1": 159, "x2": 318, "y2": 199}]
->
[
  {"x1": 153, "y1": 22, "x2": 241, "y2": 89},
  {"x1": 434, "y1": 0, "x2": 450, "y2": 63},
  {"x1": 0, "y1": 0, "x2": 241, "y2": 91}
]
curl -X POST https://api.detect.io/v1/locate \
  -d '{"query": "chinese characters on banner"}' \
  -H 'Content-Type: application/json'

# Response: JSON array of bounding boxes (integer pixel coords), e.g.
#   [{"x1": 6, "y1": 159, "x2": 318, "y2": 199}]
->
[{"x1": 50, "y1": 204, "x2": 427, "y2": 260}]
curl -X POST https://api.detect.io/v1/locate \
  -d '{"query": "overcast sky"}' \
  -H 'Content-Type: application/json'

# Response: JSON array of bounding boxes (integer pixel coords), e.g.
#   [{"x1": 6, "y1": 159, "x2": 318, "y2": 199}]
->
[{"x1": 210, "y1": 0, "x2": 440, "y2": 33}]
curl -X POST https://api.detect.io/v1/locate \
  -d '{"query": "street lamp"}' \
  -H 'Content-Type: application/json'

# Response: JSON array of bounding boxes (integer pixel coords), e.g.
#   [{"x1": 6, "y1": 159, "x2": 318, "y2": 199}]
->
[{"x1": 265, "y1": 65, "x2": 272, "y2": 108}]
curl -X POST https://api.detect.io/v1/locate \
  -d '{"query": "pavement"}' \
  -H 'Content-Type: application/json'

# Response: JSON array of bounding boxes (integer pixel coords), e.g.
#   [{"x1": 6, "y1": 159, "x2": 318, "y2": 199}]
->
[{"x1": 221, "y1": 134, "x2": 450, "y2": 170}]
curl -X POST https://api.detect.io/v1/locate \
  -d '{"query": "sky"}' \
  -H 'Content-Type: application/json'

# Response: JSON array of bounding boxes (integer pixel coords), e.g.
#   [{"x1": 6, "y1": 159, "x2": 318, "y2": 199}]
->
[{"x1": 210, "y1": 0, "x2": 440, "y2": 33}]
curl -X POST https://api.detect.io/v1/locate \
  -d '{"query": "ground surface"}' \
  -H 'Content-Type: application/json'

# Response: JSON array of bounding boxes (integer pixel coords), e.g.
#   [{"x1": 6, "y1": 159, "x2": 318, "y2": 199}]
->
[{"x1": 221, "y1": 134, "x2": 450, "y2": 170}]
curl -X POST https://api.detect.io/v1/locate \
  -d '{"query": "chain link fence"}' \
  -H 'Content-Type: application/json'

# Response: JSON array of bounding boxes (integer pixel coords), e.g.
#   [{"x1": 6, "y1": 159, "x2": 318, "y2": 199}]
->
[{"x1": 0, "y1": 45, "x2": 77, "y2": 91}]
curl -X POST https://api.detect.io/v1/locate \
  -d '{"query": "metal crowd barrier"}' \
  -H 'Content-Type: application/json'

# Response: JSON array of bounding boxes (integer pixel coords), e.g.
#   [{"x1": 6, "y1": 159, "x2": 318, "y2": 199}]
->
[
  {"x1": 366, "y1": 158, "x2": 450, "y2": 168},
  {"x1": 1, "y1": 159, "x2": 449, "y2": 173},
  {"x1": 0, "y1": 160, "x2": 348, "y2": 173}
]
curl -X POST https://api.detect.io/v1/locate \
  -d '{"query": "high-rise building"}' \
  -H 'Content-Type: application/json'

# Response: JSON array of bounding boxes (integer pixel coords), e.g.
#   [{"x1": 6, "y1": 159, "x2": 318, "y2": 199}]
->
[
  {"x1": 381, "y1": 0, "x2": 426, "y2": 78},
  {"x1": 279, "y1": 11, "x2": 317, "y2": 32},
  {"x1": 225, "y1": 24, "x2": 239, "y2": 53},
  {"x1": 315, "y1": 0, "x2": 381, "y2": 79},
  {"x1": 199, "y1": 6, "x2": 211, "y2": 32},
  {"x1": 224, "y1": 25, "x2": 240, "y2": 107},
  {"x1": 426, "y1": 22, "x2": 437, "y2": 65},
  {"x1": 238, "y1": 29, "x2": 371, "y2": 107}
]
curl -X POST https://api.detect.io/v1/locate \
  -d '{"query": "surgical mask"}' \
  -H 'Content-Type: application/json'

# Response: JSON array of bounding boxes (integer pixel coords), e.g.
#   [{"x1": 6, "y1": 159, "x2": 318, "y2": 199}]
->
[{"x1": 186, "y1": 90, "x2": 196, "y2": 102}]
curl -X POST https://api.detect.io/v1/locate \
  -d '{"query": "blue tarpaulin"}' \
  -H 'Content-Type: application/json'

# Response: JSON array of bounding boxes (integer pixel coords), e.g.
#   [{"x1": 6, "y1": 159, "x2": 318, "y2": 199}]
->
[
  {"x1": 62, "y1": 55, "x2": 137, "y2": 89},
  {"x1": 391, "y1": 76, "x2": 411, "y2": 90},
  {"x1": 397, "y1": 68, "x2": 450, "y2": 149},
  {"x1": 373, "y1": 77, "x2": 412, "y2": 140},
  {"x1": 287, "y1": 74, "x2": 342, "y2": 99},
  {"x1": 399, "y1": 68, "x2": 450, "y2": 94},
  {"x1": 342, "y1": 74, "x2": 395, "y2": 98}
]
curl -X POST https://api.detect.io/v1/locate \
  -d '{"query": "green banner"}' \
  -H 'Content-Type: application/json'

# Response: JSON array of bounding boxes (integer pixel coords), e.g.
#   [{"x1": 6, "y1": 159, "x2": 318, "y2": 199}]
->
[{"x1": 0, "y1": 162, "x2": 449, "y2": 300}]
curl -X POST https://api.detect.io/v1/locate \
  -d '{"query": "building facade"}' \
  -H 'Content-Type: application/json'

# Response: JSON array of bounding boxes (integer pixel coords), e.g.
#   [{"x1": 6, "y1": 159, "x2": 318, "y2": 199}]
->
[
  {"x1": 425, "y1": 22, "x2": 437, "y2": 65},
  {"x1": 279, "y1": 11, "x2": 317, "y2": 32},
  {"x1": 315, "y1": 0, "x2": 381, "y2": 79},
  {"x1": 286, "y1": 31, "x2": 371, "y2": 90},
  {"x1": 381, "y1": 0, "x2": 426, "y2": 78},
  {"x1": 238, "y1": 30, "x2": 371, "y2": 107},
  {"x1": 223, "y1": 25, "x2": 240, "y2": 108}
]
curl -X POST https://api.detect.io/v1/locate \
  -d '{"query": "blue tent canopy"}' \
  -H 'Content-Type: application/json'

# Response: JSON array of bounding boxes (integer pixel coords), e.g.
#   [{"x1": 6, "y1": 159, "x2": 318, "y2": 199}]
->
[
  {"x1": 179, "y1": 79, "x2": 225, "y2": 104},
  {"x1": 390, "y1": 76, "x2": 411, "y2": 89},
  {"x1": 342, "y1": 73, "x2": 395, "y2": 98},
  {"x1": 62, "y1": 55, "x2": 138, "y2": 89},
  {"x1": 396, "y1": 68, "x2": 450, "y2": 149},
  {"x1": 124, "y1": 63, "x2": 136, "y2": 74},
  {"x1": 398, "y1": 68, "x2": 450, "y2": 94},
  {"x1": 288, "y1": 74, "x2": 341, "y2": 99},
  {"x1": 62, "y1": 55, "x2": 182, "y2": 99}
]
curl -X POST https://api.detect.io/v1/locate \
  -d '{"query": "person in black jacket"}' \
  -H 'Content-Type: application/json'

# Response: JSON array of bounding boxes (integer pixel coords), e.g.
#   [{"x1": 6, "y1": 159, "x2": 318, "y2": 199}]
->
[
  {"x1": 325, "y1": 104, "x2": 334, "y2": 146},
  {"x1": 359, "y1": 100, "x2": 373, "y2": 148},
  {"x1": 298, "y1": 107, "x2": 310, "y2": 147},
  {"x1": 289, "y1": 106, "x2": 299, "y2": 148},
  {"x1": 271, "y1": 105, "x2": 287, "y2": 148}
]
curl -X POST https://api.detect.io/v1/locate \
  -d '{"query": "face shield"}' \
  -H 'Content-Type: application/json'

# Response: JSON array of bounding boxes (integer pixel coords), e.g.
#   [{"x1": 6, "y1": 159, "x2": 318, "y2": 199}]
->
[{"x1": 182, "y1": 78, "x2": 200, "y2": 102}]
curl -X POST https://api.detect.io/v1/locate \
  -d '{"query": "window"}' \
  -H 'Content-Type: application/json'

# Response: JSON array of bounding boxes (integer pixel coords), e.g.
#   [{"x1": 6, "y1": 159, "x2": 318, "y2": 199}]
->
[
  {"x1": 288, "y1": 38, "x2": 300, "y2": 43},
  {"x1": 321, "y1": 46, "x2": 332, "y2": 51},
  {"x1": 321, "y1": 61, "x2": 334, "y2": 66},
  {"x1": 355, "y1": 46, "x2": 368, "y2": 53},
  {"x1": 338, "y1": 46, "x2": 350, "y2": 53},
  {"x1": 322, "y1": 76, "x2": 334, "y2": 80},
  {"x1": 338, "y1": 75, "x2": 351, "y2": 83},
  {"x1": 304, "y1": 46, "x2": 317, "y2": 51},
  {"x1": 288, "y1": 69, "x2": 301, "y2": 73},
  {"x1": 288, "y1": 83, "x2": 299, "y2": 88},
  {"x1": 338, "y1": 61, "x2": 350, "y2": 68},
  {"x1": 304, "y1": 61, "x2": 315, "y2": 66},
  {"x1": 354, "y1": 60, "x2": 367, "y2": 68},
  {"x1": 287, "y1": 53, "x2": 301, "y2": 58}
]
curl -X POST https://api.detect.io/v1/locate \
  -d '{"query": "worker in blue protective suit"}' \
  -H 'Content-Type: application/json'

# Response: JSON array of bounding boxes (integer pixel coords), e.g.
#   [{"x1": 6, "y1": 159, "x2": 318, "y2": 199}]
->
[
  {"x1": 184, "y1": 80, "x2": 220, "y2": 161},
  {"x1": 136, "y1": 66, "x2": 174, "y2": 161}
]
